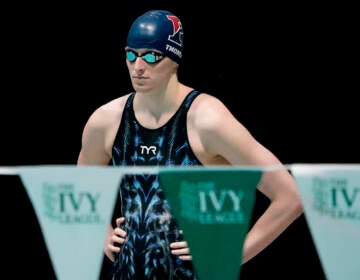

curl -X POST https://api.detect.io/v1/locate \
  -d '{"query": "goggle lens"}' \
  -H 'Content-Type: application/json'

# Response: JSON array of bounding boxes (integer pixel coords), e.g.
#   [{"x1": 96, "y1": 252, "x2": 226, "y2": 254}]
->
[{"x1": 126, "y1": 50, "x2": 137, "y2": 62}]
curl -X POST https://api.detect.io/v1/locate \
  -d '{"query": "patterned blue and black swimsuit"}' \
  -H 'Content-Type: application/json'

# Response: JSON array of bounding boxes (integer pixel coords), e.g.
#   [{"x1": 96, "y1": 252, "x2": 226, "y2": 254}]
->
[{"x1": 111, "y1": 90, "x2": 202, "y2": 280}]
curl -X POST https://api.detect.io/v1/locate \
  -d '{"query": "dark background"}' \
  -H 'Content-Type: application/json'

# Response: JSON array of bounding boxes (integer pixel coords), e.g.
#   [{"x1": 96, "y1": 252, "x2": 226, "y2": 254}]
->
[{"x1": 2, "y1": 1, "x2": 358, "y2": 279}]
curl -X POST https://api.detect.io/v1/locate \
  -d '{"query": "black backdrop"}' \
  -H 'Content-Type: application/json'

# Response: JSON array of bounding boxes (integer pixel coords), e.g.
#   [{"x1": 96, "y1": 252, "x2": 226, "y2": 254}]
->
[{"x1": 2, "y1": 1, "x2": 358, "y2": 279}]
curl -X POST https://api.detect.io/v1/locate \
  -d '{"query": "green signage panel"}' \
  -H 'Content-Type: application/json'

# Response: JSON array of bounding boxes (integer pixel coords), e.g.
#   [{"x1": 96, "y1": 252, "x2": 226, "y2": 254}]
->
[{"x1": 159, "y1": 167, "x2": 262, "y2": 280}]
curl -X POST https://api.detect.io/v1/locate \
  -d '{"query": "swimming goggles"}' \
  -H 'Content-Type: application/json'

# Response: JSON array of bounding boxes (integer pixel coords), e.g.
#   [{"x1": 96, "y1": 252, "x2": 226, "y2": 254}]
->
[{"x1": 125, "y1": 49, "x2": 164, "y2": 64}]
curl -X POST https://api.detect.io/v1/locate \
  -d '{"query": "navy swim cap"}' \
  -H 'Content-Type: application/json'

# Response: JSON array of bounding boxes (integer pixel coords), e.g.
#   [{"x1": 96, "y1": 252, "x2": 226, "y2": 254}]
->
[{"x1": 126, "y1": 10, "x2": 183, "y2": 64}]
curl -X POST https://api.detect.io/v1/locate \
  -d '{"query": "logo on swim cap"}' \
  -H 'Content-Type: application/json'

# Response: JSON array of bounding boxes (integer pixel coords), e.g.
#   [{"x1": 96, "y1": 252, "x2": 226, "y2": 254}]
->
[
  {"x1": 166, "y1": 15, "x2": 183, "y2": 47},
  {"x1": 126, "y1": 10, "x2": 184, "y2": 64}
]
